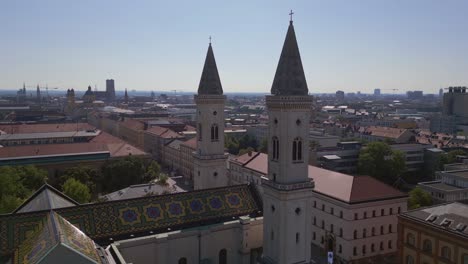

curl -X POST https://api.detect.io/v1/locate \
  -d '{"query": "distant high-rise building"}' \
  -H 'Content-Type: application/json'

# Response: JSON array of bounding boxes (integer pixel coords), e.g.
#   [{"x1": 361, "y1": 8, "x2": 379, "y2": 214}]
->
[
  {"x1": 106, "y1": 79, "x2": 116, "y2": 101},
  {"x1": 336, "y1": 90, "x2": 345, "y2": 100},
  {"x1": 36, "y1": 85, "x2": 41, "y2": 103},
  {"x1": 374, "y1": 88, "x2": 381, "y2": 96},
  {"x1": 439, "y1": 88, "x2": 444, "y2": 97},
  {"x1": 442, "y1": 86, "x2": 468, "y2": 117},
  {"x1": 406, "y1": 90, "x2": 423, "y2": 100}
]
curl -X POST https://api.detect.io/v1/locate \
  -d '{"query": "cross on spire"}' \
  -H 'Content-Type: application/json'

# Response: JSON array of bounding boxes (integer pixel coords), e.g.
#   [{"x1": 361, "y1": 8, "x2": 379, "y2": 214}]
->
[
  {"x1": 289, "y1": 10, "x2": 294, "y2": 23},
  {"x1": 209, "y1": 36, "x2": 212, "y2": 45}
]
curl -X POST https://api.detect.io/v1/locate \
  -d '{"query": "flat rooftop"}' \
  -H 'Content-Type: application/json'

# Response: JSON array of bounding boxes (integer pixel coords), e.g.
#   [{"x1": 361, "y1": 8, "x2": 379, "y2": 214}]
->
[{"x1": 419, "y1": 181, "x2": 466, "y2": 191}]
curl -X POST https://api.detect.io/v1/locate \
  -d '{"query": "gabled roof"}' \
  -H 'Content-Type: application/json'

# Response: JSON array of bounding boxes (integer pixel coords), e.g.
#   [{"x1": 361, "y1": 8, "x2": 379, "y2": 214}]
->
[
  {"x1": 270, "y1": 20, "x2": 308, "y2": 96},
  {"x1": 234, "y1": 152, "x2": 406, "y2": 204},
  {"x1": 198, "y1": 43, "x2": 223, "y2": 95},
  {"x1": 1, "y1": 184, "x2": 262, "y2": 257},
  {"x1": 13, "y1": 212, "x2": 101, "y2": 264},
  {"x1": 181, "y1": 137, "x2": 197, "y2": 150},
  {"x1": 13, "y1": 184, "x2": 79, "y2": 214}
]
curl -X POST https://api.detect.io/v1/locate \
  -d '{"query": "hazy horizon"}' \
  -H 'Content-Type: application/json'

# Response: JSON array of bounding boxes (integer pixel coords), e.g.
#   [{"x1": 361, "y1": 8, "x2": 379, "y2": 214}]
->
[{"x1": 2, "y1": 0, "x2": 468, "y2": 94}]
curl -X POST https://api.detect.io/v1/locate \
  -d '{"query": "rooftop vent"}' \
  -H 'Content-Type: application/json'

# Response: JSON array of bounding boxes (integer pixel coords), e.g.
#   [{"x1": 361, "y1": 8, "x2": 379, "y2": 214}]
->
[
  {"x1": 425, "y1": 215, "x2": 437, "y2": 222},
  {"x1": 440, "y1": 218, "x2": 452, "y2": 228},
  {"x1": 456, "y1": 223, "x2": 467, "y2": 232}
]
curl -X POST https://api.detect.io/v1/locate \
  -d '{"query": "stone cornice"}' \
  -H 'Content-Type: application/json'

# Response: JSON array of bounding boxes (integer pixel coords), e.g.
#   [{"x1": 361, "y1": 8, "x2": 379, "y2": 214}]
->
[
  {"x1": 194, "y1": 94, "x2": 226, "y2": 105},
  {"x1": 266, "y1": 95, "x2": 313, "y2": 111}
]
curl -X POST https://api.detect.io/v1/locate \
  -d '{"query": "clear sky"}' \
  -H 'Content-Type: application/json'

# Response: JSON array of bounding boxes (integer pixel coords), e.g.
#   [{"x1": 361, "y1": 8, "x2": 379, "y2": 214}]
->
[{"x1": 1, "y1": 0, "x2": 468, "y2": 94}]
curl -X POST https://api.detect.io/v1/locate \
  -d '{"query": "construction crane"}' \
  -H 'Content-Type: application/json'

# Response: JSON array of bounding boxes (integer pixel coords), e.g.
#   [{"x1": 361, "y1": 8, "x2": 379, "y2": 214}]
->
[{"x1": 382, "y1": 88, "x2": 399, "y2": 95}]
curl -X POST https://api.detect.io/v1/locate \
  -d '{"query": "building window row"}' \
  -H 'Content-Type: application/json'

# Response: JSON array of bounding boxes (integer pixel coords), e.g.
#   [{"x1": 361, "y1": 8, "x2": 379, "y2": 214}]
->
[
  {"x1": 354, "y1": 225, "x2": 393, "y2": 239},
  {"x1": 353, "y1": 240, "x2": 392, "y2": 257},
  {"x1": 312, "y1": 201, "x2": 343, "y2": 219},
  {"x1": 354, "y1": 207, "x2": 401, "y2": 220}
]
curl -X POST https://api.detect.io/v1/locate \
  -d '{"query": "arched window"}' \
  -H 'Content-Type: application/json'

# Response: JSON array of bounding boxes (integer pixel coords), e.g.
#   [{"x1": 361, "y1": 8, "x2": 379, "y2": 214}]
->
[
  {"x1": 380, "y1": 225, "x2": 384, "y2": 235},
  {"x1": 388, "y1": 224, "x2": 393, "y2": 233},
  {"x1": 211, "y1": 124, "x2": 219, "y2": 141},
  {"x1": 178, "y1": 257, "x2": 187, "y2": 264},
  {"x1": 441, "y1": 246, "x2": 451, "y2": 260},
  {"x1": 339, "y1": 228, "x2": 343, "y2": 237},
  {"x1": 406, "y1": 233, "x2": 415, "y2": 246},
  {"x1": 272, "y1": 136, "x2": 279, "y2": 161},
  {"x1": 363, "y1": 228, "x2": 367, "y2": 238},
  {"x1": 219, "y1": 249, "x2": 227, "y2": 264},
  {"x1": 422, "y1": 239, "x2": 432, "y2": 253},
  {"x1": 372, "y1": 227, "x2": 375, "y2": 236},
  {"x1": 388, "y1": 240, "x2": 392, "y2": 249},
  {"x1": 198, "y1": 123, "x2": 202, "y2": 141},
  {"x1": 405, "y1": 255, "x2": 414, "y2": 264},
  {"x1": 353, "y1": 230, "x2": 357, "y2": 239},
  {"x1": 292, "y1": 137, "x2": 303, "y2": 162}
]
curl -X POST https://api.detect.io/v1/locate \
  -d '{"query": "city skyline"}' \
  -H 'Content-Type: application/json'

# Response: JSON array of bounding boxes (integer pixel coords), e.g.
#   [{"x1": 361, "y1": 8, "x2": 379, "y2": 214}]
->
[{"x1": 2, "y1": 0, "x2": 468, "y2": 93}]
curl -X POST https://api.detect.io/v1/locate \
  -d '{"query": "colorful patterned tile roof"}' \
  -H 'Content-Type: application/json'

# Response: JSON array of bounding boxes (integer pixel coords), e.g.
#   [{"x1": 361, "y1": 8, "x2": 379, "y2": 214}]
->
[
  {"x1": 0, "y1": 184, "x2": 262, "y2": 258},
  {"x1": 12, "y1": 212, "x2": 101, "y2": 264}
]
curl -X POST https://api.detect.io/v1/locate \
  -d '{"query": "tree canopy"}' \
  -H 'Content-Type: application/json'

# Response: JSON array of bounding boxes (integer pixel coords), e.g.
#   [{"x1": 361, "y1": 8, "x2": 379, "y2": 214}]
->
[
  {"x1": 408, "y1": 187, "x2": 432, "y2": 210},
  {"x1": 358, "y1": 142, "x2": 406, "y2": 184},
  {"x1": 62, "y1": 178, "x2": 91, "y2": 204},
  {"x1": 0, "y1": 165, "x2": 48, "y2": 214}
]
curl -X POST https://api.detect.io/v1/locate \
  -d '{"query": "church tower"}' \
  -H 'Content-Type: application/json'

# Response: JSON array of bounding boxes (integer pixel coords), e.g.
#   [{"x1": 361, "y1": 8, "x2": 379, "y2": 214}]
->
[
  {"x1": 193, "y1": 41, "x2": 228, "y2": 190},
  {"x1": 262, "y1": 13, "x2": 314, "y2": 264}
]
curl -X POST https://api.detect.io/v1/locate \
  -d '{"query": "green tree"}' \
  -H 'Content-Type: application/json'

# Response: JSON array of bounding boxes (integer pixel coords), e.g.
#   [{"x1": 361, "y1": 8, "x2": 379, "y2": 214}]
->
[
  {"x1": 358, "y1": 142, "x2": 393, "y2": 181},
  {"x1": 408, "y1": 187, "x2": 432, "y2": 210},
  {"x1": 62, "y1": 178, "x2": 91, "y2": 204},
  {"x1": 225, "y1": 135, "x2": 240, "y2": 154},
  {"x1": 0, "y1": 165, "x2": 47, "y2": 214},
  {"x1": 390, "y1": 150, "x2": 406, "y2": 181},
  {"x1": 144, "y1": 161, "x2": 161, "y2": 182},
  {"x1": 16, "y1": 165, "x2": 48, "y2": 191},
  {"x1": 238, "y1": 147, "x2": 255, "y2": 156},
  {"x1": 259, "y1": 138, "x2": 268, "y2": 153},
  {"x1": 59, "y1": 166, "x2": 99, "y2": 194},
  {"x1": 100, "y1": 156, "x2": 147, "y2": 192}
]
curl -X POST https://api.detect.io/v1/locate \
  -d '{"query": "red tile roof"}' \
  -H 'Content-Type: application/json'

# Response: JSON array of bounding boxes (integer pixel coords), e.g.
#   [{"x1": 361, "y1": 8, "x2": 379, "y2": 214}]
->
[
  {"x1": 181, "y1": 137, "x2": 197, "y2": 149},
  {"x1": 234, "y1": 152, "x2": 406, "y2": 203},
  {"x1": 120, "y1": 119, "x2": 145, "y2": 131},
  {"x1": 363, "y1": 126, "x2": 408, "y2": 139},
  {"x1": 0, "y1": 131, "x2": 147, "y2": 158},
  {"x1": 232, "y1": 151, "x2": 260, "y2": 166},
  {"x1": 0, "y1": 143, "x2": 109, "y2": 158},
  {"x1": 0, "y1": 123, "x2": 94, "y2": 134},
  {"x1": 146, "y1": 126, "x2": 183, "y2": 139}
]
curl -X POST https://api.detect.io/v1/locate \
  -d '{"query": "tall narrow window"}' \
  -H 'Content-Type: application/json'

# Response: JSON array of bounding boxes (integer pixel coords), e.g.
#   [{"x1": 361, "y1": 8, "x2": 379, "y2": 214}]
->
[
  {"x1": 219, "y1": 249, "x2": 227, "y2": 264},
  {"x1": 292, "y1": 137, "x2": 303, "y2": 162},
  {"x1": 211, "y1": 124, "x2": 219, "y2": 141},
  {"x1": 198, "y1": 123, "x2": 202, "y2": 141},
  {"x1": 296, "y1": 233, "x2": 300, "y2": 243},
  {"x1": 272, "y1": 136, "x2": 279, "y2": 161}
]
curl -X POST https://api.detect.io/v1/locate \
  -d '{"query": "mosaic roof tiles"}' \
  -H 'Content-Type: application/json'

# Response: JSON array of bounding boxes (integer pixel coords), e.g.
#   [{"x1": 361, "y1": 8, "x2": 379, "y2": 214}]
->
[{"x1": 0, "y1": 184, "x2": 261, "y2": 258}]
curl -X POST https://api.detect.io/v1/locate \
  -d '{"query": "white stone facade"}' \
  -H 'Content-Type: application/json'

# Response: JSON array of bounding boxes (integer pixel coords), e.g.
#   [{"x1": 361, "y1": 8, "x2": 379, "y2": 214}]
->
[{"x1": 193, "y1": 95, "x2": 228, "y2": 190}]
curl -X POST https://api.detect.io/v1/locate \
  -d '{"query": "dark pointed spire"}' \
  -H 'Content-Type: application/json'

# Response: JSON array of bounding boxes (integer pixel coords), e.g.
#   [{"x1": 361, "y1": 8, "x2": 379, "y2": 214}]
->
[
  {"x1": 198, "y1": 42, "x2": 223, "y2": 95},
  {"x1": 271, "y1": 13, "x2": 308, "y2": 96}
]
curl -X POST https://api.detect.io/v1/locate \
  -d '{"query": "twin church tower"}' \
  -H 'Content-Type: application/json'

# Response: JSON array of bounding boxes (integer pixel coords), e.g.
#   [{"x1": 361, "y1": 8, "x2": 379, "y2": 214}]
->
[{"x1": 194, "y1": 15, "x2": 314, "y2": 264}]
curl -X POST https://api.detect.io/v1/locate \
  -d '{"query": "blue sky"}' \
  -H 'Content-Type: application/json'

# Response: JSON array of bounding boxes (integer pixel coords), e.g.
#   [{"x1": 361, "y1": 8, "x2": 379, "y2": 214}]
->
[{"x1": 1, "y1": 0, "x2": 468, "y2": 94}]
